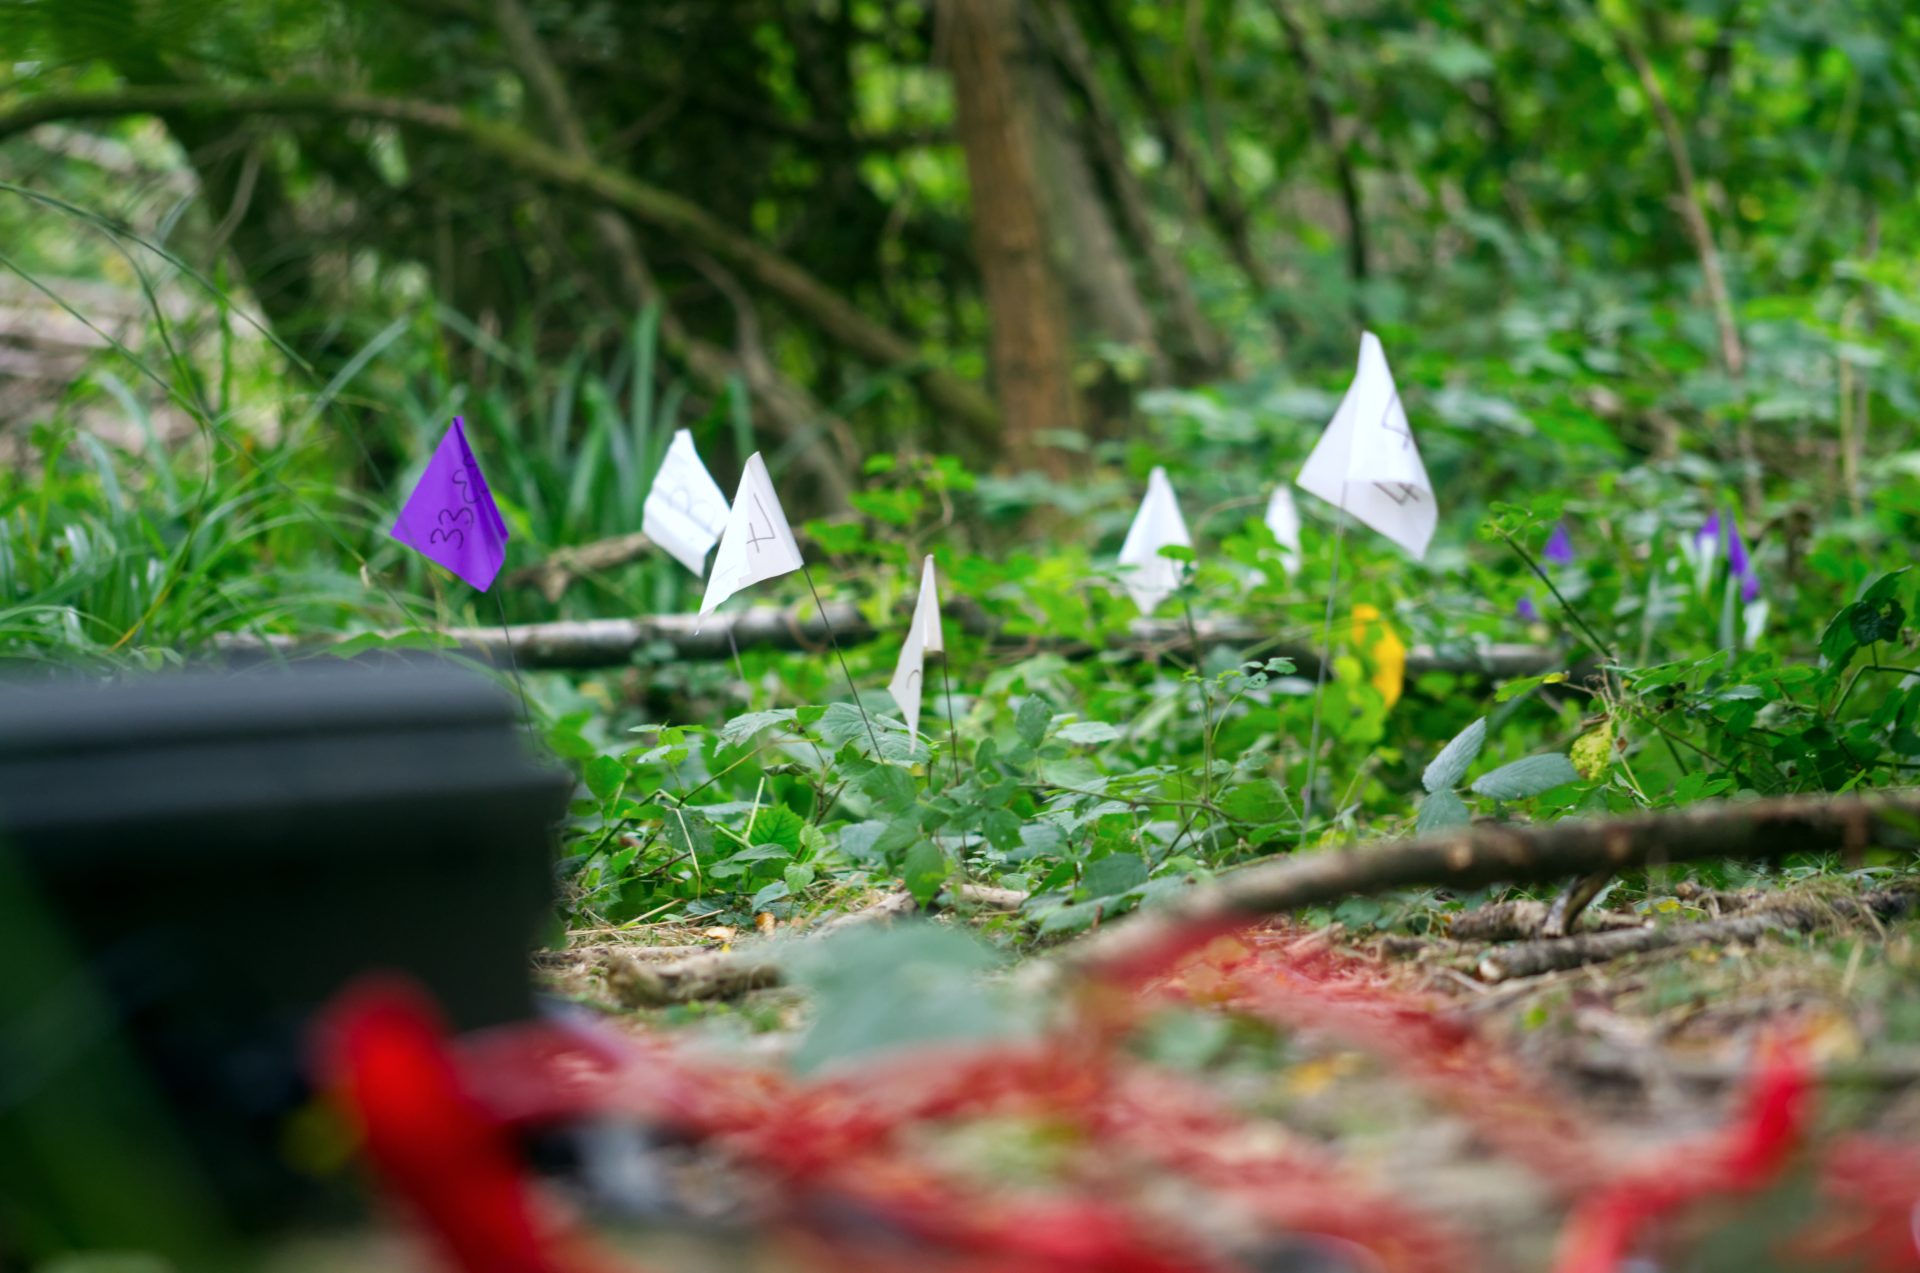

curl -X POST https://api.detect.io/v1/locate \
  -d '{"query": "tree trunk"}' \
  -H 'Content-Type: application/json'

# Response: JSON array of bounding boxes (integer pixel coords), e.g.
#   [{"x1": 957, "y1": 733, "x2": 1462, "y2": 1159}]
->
[{"x1": 942, "y1": 0, "x2": 1077, "y2": 476}]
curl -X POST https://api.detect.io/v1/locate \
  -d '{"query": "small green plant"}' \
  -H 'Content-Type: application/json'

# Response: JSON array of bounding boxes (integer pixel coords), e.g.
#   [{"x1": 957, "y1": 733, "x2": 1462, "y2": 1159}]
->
[{"x1": 1416, "y1": 716, "x2": 1582, "y2": 833}]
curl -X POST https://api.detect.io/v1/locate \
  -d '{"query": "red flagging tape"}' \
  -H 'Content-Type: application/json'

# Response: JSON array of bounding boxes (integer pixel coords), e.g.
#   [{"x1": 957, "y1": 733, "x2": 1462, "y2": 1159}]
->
[{"x1": 314, "y1": 919, "x2": 1920, "y2": 1273}]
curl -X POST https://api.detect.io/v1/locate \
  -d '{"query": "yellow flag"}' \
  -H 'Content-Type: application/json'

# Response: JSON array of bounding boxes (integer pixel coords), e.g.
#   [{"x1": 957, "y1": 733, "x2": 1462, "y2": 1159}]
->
[{"x1": 1350, "y1": 604, "x2": 1406, "y2": 707}]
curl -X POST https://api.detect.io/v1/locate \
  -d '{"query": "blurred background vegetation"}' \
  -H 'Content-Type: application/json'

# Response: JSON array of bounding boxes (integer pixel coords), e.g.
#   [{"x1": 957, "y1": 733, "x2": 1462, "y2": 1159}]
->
[{"x1": 1, "y1": 0, "x2": 1917, "y2": 692}]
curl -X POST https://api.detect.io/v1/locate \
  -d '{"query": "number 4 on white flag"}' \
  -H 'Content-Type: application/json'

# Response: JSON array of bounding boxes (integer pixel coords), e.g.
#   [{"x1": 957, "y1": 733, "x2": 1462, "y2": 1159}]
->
[
  {"x1": 887, "y1": 555, "x2": 944, "y2": 734},
  {"x1": 1295, "y1": 331, "x2": 1436, "y2": 560},
  {"x1": 699, "y1": 452, "x2": 804, "y2": 616}
]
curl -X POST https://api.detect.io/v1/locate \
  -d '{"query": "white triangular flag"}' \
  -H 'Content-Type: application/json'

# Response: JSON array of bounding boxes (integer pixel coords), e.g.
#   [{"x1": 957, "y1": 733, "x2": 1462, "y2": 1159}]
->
[
  {"x1": 698, "y1": 452, "x2": 803, "y2": 616},
  {"x1": 1295, "y1": 331, "x2": 1436, "y2": 560},
  {"x1": 642, "y1": 429, "x2": 730, "y2": 575},
  {"x1": 887, "y1": 555, "x2": 944, "y2": 734},
  {"x1": 1264, "y1": 485, "x2": 1303, "y2": 577},
  {"x1": 1116, "y1": 466, "x2": 1192, "y2": 615}
]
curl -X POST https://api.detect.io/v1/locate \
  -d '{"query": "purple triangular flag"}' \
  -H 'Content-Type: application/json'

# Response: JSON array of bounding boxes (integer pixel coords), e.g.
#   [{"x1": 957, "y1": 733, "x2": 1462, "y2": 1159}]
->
[
  {"x1": 1543, "y1": 523, "x2": 1575, "y2": 566},
  {"x1": 390, "y1": 417, "x2": 510, "y2": 591}
]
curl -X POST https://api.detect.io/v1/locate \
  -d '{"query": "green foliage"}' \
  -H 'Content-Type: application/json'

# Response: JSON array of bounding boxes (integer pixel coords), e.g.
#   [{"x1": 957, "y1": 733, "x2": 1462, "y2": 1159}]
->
[{"x1": 5, "y1": 0, "x2": 1920, "y2": 950}]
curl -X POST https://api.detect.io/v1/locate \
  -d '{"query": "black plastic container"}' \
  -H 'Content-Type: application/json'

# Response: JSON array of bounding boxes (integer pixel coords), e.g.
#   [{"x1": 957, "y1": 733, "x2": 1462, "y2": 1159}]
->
[{"x1": 0, "y1": 659, "x2": 571, "y2": 1246}]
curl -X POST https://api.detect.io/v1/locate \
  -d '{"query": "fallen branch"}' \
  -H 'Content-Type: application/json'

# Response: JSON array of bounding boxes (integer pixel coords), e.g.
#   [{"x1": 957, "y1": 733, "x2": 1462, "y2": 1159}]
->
[
  {"x1": 607, "y1": 891, "x2": 919, "y2": 1007},
  {"x1": 503, "y1": 532, "x2": 655, "y2": 603},
  {"x1": 214, "y1": 602, "x2": 1555, "y2": 676},
  {"x1": 0, "y1": 86, "x2": 999, "y2": 435},
  {"x1": 1476, "y1": 914, "x2": 1786, "y2": 982},
  {"x1": 604, "y1": 885, "x2": 1030, "y2": 1007},
  {"x1": 1069, "y1": 794, "x2": 1920, "y2": 976},
  {"x1": 1446, "y1": 898, "x2": 1647, "y2": 943}
]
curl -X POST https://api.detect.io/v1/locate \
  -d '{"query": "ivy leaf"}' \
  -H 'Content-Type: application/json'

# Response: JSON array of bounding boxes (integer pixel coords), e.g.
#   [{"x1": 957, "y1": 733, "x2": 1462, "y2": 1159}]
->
[
  {"x1": 1422, "y1": 717, "x2": 1487, "y2": 793},
  {"x1": 1416, "y1": 787, "x2": 1471, "y2": 834},
  {"x1": 1470, "y1": 753, "x2": 1581, "y2": 800}
]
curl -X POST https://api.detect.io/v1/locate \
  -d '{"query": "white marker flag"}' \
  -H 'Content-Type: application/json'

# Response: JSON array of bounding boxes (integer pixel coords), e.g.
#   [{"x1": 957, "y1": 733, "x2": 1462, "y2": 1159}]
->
[
  {"x1": 699, "y1": 452, "x2": 803, "y2": 617},
  {"x1": 887, "y1": 555, "x2": 945, "y2": 734},
  {"x1": 1264, "y1": 485, "x2": 1303, "y2": 577},
  {"x1": 1117, "y1": 466, "x2": 1192, "y2": 615},
  {"x1": 1295, "y1": 331, "x2": 1436, "y2": 560},
  {"x1": 643, "y1": 429, "x2": 730, "y2": 575}
]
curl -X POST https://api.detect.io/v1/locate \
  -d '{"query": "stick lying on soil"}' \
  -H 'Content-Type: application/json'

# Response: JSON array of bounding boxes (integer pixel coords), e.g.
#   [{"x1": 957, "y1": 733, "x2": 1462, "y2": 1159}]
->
[
  {"x1": 1477, "y1": 915, "x2": 1784, "y2": 981},
  {"x1": 603, "y1": 885, "x2": 1029, "y2": 1007},
  {"x1": 607, "y1": 892, "x2": 917, "y2": 1006},
  {"x1": 1475, "y1": 886, "x2": 1917, "y2": 982},
  {"x1": 1069, "y1": 794, "x2": 1920, "y2": 975},
  {"x1": 1447, "y1": 899, "x2": 1647, "y2": 943}
]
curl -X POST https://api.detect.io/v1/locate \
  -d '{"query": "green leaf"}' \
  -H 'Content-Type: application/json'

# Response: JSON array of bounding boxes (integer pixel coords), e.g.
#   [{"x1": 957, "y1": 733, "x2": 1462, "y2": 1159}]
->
[
  {"x1": 817, "y1": 702, "x2": 923, "y2": 761},
  {"x1": 785, "y1": 924, "x2": 1022, "y2": 1074},
  {"x1": 1416, "y1": 787, "x2": 1471, "y2": 834},
  {"x1": 1057, "y1": 720, "x2": 1122, "y2": 745},
  {"x1": 1422, "y1": 717, "x2": 1487, "y2": 793},
  {"x1": 749, "y1": 880, "x2": 790, "y2": 910},
  {"x1": 1850, "y1": 596, "x2": 1905, "y2": 647},
  {"x1": 718, "y1": 708, "x2": 797, "y2": 748},
  {"x1": 1016, "y1": 693, "x2": 1053, "y2": 747},
  {"x1": 583, "y1": 755, "x2": 627, "y2": 802},
  {"x1": 1218, "y1": 779, "x2": 1291, "y2": 826},
  {"x1": 1493, "y1": 672, "x2": 1567, "y2": 704},
  {"x1": 1038, "y1": 899, "x2": 1107, "y2": 935},
  {"x1": 1470, "y1": 753, "x2": 1581, "y2": 800},
  {"x1": 1015, "y1": 822, "x2": 1065, "y2": 861},
  {"x1": 1083, "y1": 852, "x2": 1147, "y2": 899},
  {"x1": 857, "y1": 762, "x2": 919, "y2": 816},
  {"x1": 901, "y1": 840, "x2": 949, "y2": 905},
  {"x1": 981, "y1": 808, "x2": 1023, "y2": 852}
]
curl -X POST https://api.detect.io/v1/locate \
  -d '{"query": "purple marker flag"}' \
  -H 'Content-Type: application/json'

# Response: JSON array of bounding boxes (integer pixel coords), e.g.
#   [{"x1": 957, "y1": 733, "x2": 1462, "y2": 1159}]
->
[
  {"x1": 1544, "y1": 523, "x2": 1575, "y2": 566},
  {"x1": 390, "y1": 417, "x2": 510, "y2": 591}
]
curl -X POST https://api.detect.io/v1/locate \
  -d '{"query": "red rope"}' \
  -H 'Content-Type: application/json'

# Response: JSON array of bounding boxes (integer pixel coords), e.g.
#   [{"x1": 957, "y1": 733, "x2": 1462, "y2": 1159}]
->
[{"x1": 314, "y1": 918, "x2": 1920, "y2": 1273}]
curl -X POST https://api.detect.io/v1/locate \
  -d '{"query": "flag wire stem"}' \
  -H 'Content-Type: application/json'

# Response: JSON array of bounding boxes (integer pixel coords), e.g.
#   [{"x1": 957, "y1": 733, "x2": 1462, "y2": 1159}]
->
[
  {"x1": 724, "y1": 613, "x2": 753, "y2": 711},
  {"x1": 1300, "y1": 507, "x2": 1348, "y2": 834},
  {"x1": 490, "y1": 588, "x2": 537, "y2": 739},
  {"x1": 1178, "y1": 589, "x2": 1213, "y2": 807},
  {"x1": 800, "y1": 562, "x2": 884, "y2": 759},
  {"x1": 938, "y1": 651, "x2": 963, "y2": 789}
]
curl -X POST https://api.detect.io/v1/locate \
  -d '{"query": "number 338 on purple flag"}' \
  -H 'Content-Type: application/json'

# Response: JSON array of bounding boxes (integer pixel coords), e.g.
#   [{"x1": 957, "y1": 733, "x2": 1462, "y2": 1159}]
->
[{"x1": 391, "y1": 417, "x2": 510, "y2": 592}]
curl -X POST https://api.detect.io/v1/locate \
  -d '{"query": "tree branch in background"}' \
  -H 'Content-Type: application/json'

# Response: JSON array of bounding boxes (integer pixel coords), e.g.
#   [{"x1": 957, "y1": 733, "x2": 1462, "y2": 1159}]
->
[
  {"x1": 1602, "y1": 14, "x2": 1761, "y2": 517},
  {"x1": 1268, "y1": 1, "x2": 1369, "y2": 292},
  {"x1": 1078, "y1": 0, "x2": 1286, "y2": 350},
  {"x1": 503, "y1": 531, "x2": 654, "y2": 603},
  {"x1": 0, "y1": 87, "x2": 1001, "y2": 441},
  {"x1": 1037, "y1": 0, "x2": 1227, "y2": 381}
]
